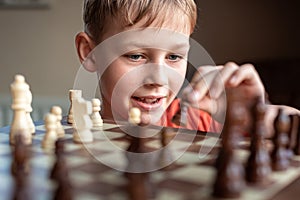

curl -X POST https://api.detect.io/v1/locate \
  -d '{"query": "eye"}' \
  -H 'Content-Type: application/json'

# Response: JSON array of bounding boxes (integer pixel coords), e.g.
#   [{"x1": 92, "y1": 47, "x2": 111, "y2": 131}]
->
[
  {"x1": 167, "y1": 54, "x2": 183, "y2": 62},
  {"x1": 126, "y1": 54, "x2": 144, "y2": 62}
]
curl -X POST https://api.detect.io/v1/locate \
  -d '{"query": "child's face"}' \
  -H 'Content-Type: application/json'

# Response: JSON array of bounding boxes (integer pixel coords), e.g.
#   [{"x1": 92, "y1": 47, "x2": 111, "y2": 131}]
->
[{"x1": 95, "y1": 17, "x2": 191, "y2": 124}]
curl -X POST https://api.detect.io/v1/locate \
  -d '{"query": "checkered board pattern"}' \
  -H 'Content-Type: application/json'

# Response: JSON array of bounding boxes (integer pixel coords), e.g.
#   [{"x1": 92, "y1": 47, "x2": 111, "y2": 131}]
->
[{"x1": 0, "y1": 122, "x2": 300, "y2": 200}]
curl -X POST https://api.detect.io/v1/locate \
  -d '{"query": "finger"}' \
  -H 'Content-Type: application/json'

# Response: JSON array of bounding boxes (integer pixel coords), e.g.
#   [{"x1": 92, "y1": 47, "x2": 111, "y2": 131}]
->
[
  {"x1": 187, "y1": 70, "x2": 219, "y2": 103},
  {"x1": 209, "y1": 62, "x2": 239, "y2": 99},
  {"x1": 190, "y1": 65, "x2": 223, "y2": 85},
  {"x1": 227, "y1": 64, "x2": 261, "y2": 87},
  {"x1": 226, "y1": 64, "x2": 265, "y2": 101}
]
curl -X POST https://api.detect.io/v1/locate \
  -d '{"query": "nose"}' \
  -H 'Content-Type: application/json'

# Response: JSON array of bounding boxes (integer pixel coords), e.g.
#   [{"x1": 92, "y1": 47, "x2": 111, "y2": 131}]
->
[{"x1": 143, "y1": 63, "x2": 168, "y2": 87}]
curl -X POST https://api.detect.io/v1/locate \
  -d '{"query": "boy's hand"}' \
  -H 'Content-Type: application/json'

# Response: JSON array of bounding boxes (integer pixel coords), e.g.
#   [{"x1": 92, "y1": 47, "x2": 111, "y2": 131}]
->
[{"x1": 182, "y1": 62, "x2": 265, "y2": 122}]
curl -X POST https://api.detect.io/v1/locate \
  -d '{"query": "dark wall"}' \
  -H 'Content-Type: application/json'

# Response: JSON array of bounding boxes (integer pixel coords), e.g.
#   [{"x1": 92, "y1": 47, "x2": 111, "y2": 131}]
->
[{"x1": 192, "y1": 0, "x2": 300, "y2": 108}]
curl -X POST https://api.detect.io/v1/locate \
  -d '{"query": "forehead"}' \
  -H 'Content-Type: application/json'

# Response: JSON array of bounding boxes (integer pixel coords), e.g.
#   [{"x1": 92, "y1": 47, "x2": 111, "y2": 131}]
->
[{"x1": 100, "y1": 10, "x2": 192, "y2": 43}]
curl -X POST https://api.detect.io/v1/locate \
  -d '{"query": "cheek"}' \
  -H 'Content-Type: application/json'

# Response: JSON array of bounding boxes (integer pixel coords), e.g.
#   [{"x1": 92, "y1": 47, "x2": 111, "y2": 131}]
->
[
  {"x1": 100, "y1": 61, "x2": 127, "y2": 98},
  {"x1": 168, "y1": 65, "x2": 187, "y2": 95},
  {"x1": 100, "y1": 63, "x2": 140, "y2": 119},
  {"x1": 100, "y1": 71, "x2": 115, "y2": 99}
]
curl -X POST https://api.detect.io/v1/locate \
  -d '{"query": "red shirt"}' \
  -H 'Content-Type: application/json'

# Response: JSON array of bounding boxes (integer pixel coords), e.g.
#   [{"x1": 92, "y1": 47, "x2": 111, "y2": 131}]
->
[{"x1": 161, "y1": 99, "x2": 222, "y2": 133}]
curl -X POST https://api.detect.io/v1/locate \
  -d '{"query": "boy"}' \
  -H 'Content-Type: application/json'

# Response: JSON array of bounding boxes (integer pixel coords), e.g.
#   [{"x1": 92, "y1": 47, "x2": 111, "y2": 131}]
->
[{"x1": 75, "y1": 0, "x2": 299, "y2": 133}]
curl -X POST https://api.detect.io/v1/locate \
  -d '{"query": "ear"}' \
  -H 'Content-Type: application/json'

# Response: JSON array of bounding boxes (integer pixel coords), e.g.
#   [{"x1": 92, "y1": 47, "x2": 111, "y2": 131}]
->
[{"x1": 75, "y1": 32, "x2": 97, "y2": 72}]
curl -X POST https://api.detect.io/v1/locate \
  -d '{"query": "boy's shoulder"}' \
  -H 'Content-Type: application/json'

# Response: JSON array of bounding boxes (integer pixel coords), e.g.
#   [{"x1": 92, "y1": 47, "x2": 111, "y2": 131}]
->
[{"x1": 165, "y1": 98, "x2": 222, "y2": 132}]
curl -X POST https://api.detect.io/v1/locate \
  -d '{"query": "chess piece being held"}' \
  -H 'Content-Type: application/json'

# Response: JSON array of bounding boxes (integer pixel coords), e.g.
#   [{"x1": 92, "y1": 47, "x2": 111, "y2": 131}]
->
[
  {"x1": 10, "y1": 74, "x2": 32, "y2": 145},
  {"x1": 90, "y1": 98, "x2": 103, "y2": 129},
  {"x1": 51, "y1": 106, "x2": 65, "y2": 138}
]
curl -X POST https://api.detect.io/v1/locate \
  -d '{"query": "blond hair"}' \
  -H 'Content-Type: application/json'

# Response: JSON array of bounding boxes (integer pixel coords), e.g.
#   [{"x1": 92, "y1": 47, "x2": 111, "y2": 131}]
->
[{"x1": 83, "y1": 0, "x2": 197, "y2": 43}]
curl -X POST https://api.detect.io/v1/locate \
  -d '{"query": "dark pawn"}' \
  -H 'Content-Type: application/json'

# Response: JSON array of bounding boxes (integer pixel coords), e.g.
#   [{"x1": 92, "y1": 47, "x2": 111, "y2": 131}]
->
[
  {"x1": 127, "y1": 135, "x2": 147, "y2": 153},
  {"x1": 53, "y1": 176, "x2": 73, "y2": 200},
  {"x1": 12, "y1": 175, "x2": 29, "y2": 200},
  {"x1": 294, "y1": 115, "x2": 300, "y2": 155},
  {"x1": 160, "y1": 127, "x2": 176, "y2": 147},
  {"x1": 213, "y1": 99, "x2": 246, "y2": 198},
  {"x1": 51, "y1": 140, "x2": 73, "y2": 200},
  {"x1": 11, "y1": 134, "x2": 30, "y2": 177},
  {"x1": 289, "y1": 115, "x2": 300, "y2": 156},
  {"x1": 127, "y1": 172, "x2": 156, "y2": 200},
  {"x1": 127, "y1": 125, "x2": 148, "y2": 153},
  {"x1": 246, "y1": 101, "x2": 271, "y2": 185},
  {"x1": 50, "y1": 139, "x2": 67, "y2": 180},
  {"x1": 11, "y1": 135, "x2": 30, "y2": 200},
  {"x1": 271, "y1": 109, "x2": 291, "y2": 171},
  {"x1": 158, "y1": 128, "x2": 175, "y2": 169}
]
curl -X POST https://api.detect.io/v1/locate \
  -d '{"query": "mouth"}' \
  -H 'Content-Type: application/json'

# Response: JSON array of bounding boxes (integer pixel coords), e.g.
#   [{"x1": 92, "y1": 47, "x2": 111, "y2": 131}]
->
[{"x1": 131, "y1": 96, "x2": 166, "y2": 111}]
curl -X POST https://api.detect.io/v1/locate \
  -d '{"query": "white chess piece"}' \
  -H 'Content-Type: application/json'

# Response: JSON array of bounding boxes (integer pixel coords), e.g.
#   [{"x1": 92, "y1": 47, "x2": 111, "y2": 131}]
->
[
  {"x1": 67, "y1": 89, "x2": 82, "y2": 124},
  {"x1": 26, "y1": 88, "x2": 35, "y2": 135},
  {"x1": 51, "y1": 106, "x2": 65, "y2": 138},
  {"x1": 128, "y1": 107, "x2": 141, "y2": 125},
  {"x1": 72, "y1": 97, "x2": 93, "y2": 143},
  {"x1": 90, "y1": 98, "x2": 103, "y2": 129},
  {"x1": 42, "y1": 114, "x2": 58, "y2": 149},
  {"x1": 10, "y1": 75, "x2": 32, "y2": 145}
]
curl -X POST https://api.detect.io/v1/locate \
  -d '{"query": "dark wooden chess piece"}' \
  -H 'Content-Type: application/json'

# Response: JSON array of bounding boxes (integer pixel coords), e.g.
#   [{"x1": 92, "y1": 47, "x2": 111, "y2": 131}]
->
[
  {"x1": 51, "y1": 139, "x2": 73, "y2": 200},
  {"x1": 11, "y1": 134, "x2": 30, "y2": 200},
  {"x1": 11, "y1": 134, "x2": 30, "y2": 177},
  {"x1": 127, "y1": 134, "x2": 147, "y2": 153},
  {"x1": 158, "y1": 127, "x2": 175, "y2": 169},
  {"x1": 125, "y1": 109, "x2": 156, "y2": 199},
  {"x1": 12, "y1": 175, "x2": 29, "y2": 200},
  {"x1": 127, "y1": 172, "x2": 148, "y2": 200},
  {"x1": 294, "y1": 115, "x2": 300, "y2": 155},
  {"x1": 50, "y1": 139, "x2": 67, "y2": 180},
  {"x1": 246, "y1": 100, "x2": 271, "y2": 185},
  {"x1": 289, "y1": 114, "x2": 299, "y2": 156},
  {"x1": 126, "y1": 171, "x2": 156, "y2": 200},
  {"x1": 271, "y1": 109, "x2": 291, "y2": 171},
  {"x1": 213, "y1": 99, "x2": 246, "y2": 198},
  {"x1": 53, "y1": 175, "x2": 73, "y2": 200}
]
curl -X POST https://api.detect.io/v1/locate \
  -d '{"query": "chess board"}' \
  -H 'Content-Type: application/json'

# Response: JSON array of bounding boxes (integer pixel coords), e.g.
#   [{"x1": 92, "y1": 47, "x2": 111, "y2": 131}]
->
[{"x1": 0, "y1": 120, "x2": 300, "y2": 200}]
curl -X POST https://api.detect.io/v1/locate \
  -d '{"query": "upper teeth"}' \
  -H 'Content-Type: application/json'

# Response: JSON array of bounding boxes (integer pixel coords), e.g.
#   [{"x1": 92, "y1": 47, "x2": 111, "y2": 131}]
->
[
  {"x1": 137, "y1": 97, "x2": 158, "y2": 103},
  {"x1": 145, "y1": 99, "x2": 157, "y2": 103}
]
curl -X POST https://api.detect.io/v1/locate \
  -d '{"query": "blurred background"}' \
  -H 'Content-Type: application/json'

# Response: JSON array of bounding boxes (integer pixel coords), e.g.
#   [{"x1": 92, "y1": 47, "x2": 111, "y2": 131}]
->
[{"x1": 0, "y1": 0, "x2": 299, "y2": 126}]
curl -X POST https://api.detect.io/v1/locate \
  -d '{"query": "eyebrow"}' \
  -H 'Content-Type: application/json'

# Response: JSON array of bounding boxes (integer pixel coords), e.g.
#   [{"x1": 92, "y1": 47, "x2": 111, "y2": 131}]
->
[{"x1": 123, "y1": 42, "x2": 190, "y2": 52}]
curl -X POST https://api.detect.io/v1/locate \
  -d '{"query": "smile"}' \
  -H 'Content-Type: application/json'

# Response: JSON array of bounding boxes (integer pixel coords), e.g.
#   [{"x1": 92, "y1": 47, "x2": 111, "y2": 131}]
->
[{"x1": 131, "y1": 96, "x2": 166, "y2": 111}]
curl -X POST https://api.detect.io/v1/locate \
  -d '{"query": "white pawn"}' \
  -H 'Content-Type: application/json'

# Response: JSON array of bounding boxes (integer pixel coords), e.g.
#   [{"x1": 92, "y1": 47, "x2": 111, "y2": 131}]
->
[
  {"x1": 10, "y1": 75, "x2": 32, "y2": 145},
  {"x1": 51, "y1": 106, "x2": 65, "y2": 138},
  {"x1": 72, "y1": 97, "x2": 93, "y2": 143},
  {"x1": 42, "y1": 114, "x2": 58, "y2": 149},
  {"x1": 90, "y1": 98, "x2": 103, "y2": 129},
  {"x1": 67, "y1": 89, "x2": 82, "y2": 124},
  {"x1": 26, "y1": 87, "x2": 35, "y2": 135},
  {"x1": 128, "y1": 107, "x2": 141, "y2": 125}
]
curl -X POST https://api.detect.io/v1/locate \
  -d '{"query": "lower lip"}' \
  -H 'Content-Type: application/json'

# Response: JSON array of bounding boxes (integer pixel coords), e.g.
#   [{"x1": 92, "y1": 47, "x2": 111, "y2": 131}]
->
[{"x1": 131, "y1": 98, "x2": 164, "y2": 111}]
